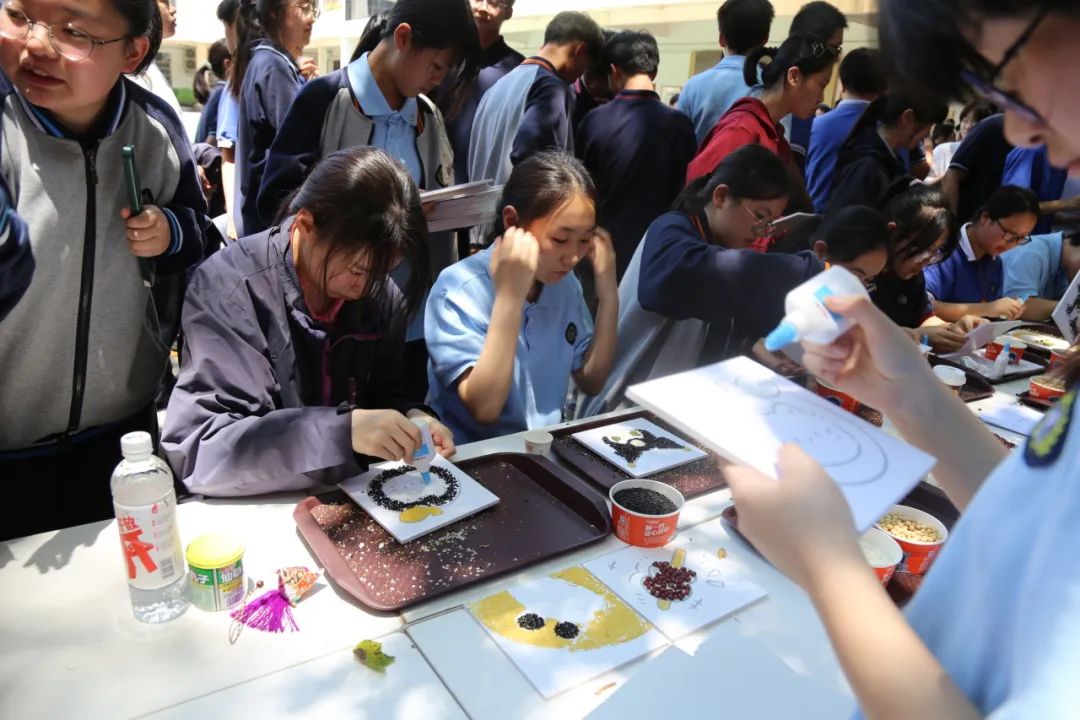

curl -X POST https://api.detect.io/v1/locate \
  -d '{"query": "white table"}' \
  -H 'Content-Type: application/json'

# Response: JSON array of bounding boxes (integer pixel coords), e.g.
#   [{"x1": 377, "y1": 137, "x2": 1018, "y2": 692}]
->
[{"x1": 0, "y1": 378, "x2": 1041, "y2": 720}]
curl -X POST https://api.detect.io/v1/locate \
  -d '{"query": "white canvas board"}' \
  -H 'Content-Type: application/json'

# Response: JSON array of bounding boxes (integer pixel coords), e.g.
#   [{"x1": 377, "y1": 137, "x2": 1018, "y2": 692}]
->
[
  {"x1": 626, "y1": 356, "x2": 937, "y2": 532},
  {"x1": 1053, "y1": 269, "x2": 1080, "y2": 344},
  {"x1": 466, "y1": 566, "x2": 668, "y2": 699},
  {"x1": 583, "y1": 536, "x2": 766, "y2": 640},
  {"x1": 571, "y1": 417, "x2": 708, "y2": 477},
  {"x1": 1003, "y1": 327, "x2": 1071, "y2": 352},
  {"x1": 341, "y1": 455, "x2": 498, "y2": 544}
]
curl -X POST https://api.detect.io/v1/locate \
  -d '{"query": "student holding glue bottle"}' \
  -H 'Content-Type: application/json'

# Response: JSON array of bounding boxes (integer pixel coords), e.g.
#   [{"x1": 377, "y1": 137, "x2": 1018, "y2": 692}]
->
[
  {"x1": 163, "y1": 148, "x2": 454, "y2": 497},
  {"x1": 0, "y1": 0, "x2": 209, "y2": 541},
  {"x1": 425, "y1": 151, "x2": 618, "y2": 443},
  {"x1": 727, "y1": 2, "x2": 1080, "y2": 716}
]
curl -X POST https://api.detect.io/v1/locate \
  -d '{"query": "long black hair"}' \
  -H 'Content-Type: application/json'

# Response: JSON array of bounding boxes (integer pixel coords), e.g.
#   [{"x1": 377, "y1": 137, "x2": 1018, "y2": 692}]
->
[
  {"x1": 116, "y1": 0, "x2": 164, "y2": 74},
  {"x1": 877, "y1": 177, "x2": 958, "y2": 263},
  {"x1": 229, "y1": 0, "x2": 292, "y2": 100},
  {"x1": 843, "y1": 90, "x2": 949, "y2": 147},
  {"x1": 349, "y1": 0, "x2": 479, "y2": 65},
  {"x1": 743, "y1": 32, "x2": 838, "y2": 89},
  {"x1": 284, "y1": 147, "x2": 431, "y2": 314},
  {"x1": 486, "y1": 151, "x2": 597, "y2": 245},
  {"x1": 813, "y1": 206, "x2": 889, "y2": 263},
  {"x1": 674, "y1": 144, "x2": 792, "y2": 216}
]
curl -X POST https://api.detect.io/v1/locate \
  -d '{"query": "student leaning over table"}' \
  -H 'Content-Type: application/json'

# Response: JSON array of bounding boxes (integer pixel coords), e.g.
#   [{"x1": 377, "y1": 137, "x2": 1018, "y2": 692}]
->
[
  {"x1": 163, "y1": 148, "x2": 454, "y2": 497},
  {"x1": 726, "y1": 1, "x2": 1080, "y2": 716},
  {"x1": 425, "y1": 151, "x2": 617, "y2": 443},
  {"x1": 1001, "y1": 230, "x2": 1080, "y2": 322}
]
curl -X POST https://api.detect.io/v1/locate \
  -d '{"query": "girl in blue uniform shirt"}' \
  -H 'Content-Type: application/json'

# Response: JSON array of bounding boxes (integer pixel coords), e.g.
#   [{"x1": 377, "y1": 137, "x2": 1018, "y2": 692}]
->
[
  {"x1": 232, "y1": 0, "x2": 320, "y2": 236},
  {"x1": 924, "y1": 184, "x2": 1039, "y2": 322},
  {"x1": 0, "y1": 0, "x2": 207, "y2": 539},
  {"x1": 163, "y1": 147, "x2": 454, "y2": 497},
  {"x1": 425, "y1": 151, "x2": 618, "y2": 443}
]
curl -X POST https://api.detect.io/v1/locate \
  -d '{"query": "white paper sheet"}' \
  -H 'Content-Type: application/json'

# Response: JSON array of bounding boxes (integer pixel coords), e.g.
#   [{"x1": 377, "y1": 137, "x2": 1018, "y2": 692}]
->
[
  {"x1": 1052, "y1": 269, "x2": 1080, "y2": 344},
  {"x1": 944, "y1": 320, "x2": 1024, "y2": 358},
  {"x1": 571, "y1": 418, "x2": 707, "y2": 477},
  {"x1": 341, "y1": 455, "x2": 499, "y2": 543},
  {"x1": 979, "y1": 403, "x2": 1044, "y2": 436},
  {"x1": 626, "y1": 357, "x2": 937, "y2": 532}
]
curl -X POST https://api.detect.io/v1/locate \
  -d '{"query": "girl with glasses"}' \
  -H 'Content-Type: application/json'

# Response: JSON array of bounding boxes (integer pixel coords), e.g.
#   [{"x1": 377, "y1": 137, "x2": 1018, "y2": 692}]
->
[{"x1": 0, "y1": 0, "x2": 209, "y2": 539}]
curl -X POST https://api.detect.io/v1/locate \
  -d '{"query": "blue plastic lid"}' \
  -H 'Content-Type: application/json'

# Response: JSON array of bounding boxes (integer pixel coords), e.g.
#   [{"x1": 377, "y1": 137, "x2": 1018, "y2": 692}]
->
[{"x1": 764, "y1": 321, "x2": 798, "y2": 352}]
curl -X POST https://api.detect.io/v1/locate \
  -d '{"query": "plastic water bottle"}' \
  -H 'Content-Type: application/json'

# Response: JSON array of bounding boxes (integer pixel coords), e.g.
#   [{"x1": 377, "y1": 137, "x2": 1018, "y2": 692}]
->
[
  {"x1": 111, "y1": 432, "x2": 188, "y2": 623},
  {"x1": 764, "y1": 265, "x2": 869, "y2": 352}
]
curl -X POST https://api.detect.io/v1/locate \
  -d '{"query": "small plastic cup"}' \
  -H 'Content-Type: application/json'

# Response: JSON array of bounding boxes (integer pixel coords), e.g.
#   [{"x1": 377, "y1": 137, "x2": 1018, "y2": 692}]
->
[
  {"x1": 1030, "y1": 374, "x2": 1066, "y2": 401},
  {"x1": 876, "y1": 505, "x2": 948, "y2": 576},
  {"x1": 985, "y1": 337, "x2": 1028, "y2": 365},
  {"x1": 811, "y1": 377, "x2": 860, "y2": 413},
  {"x1": 932, "y1": 365, "x2": 967, "y2": 396},
  {"x1": 523, "y1": 430, "x2": 554, "y2": 456},
  {"x1": 609, "y1": 479, "x2": 684, "y2": 548},
  {"x1": 858, "y1": 528, "x2": 903, "y2": 585}
]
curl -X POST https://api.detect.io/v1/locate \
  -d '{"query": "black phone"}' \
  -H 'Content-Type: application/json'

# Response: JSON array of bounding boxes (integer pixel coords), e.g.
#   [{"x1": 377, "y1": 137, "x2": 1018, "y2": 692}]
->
[{"x1": 122, "y1": 145, "x2": 142, "y2": 216}]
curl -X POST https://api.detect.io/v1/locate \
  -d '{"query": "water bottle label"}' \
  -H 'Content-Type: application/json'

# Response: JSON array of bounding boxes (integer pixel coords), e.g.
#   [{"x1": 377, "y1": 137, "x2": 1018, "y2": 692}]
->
[
  {"x1": 813, "y1": 285, "x2": 845, "y2": 322},
  {"x1": 114, "y1": 496, "x2": 184, "y2": 591}
]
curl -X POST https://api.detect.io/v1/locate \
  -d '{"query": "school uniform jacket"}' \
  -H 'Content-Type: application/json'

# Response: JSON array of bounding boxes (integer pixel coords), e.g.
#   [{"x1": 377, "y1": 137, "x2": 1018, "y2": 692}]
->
[
  {"x1": 826, "y1": 125, "x2": 907, "y2": 213},
  {"x1": 0, "y1": 75, "x2": 207, "y2": 451},
  {"x1": 162, "y1": 220, "x2": 425, "y2": 497},
  {"x1": 581, "y1": 211, "x2": 823, "y2": 417},
  {"x1": 686, "y1": 96, "x2": 791, "y2": 183}
]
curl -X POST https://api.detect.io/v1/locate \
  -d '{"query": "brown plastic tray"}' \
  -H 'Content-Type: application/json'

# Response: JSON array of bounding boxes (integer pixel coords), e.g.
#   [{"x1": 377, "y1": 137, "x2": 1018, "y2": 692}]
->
[
  {"x1": 1016, "y1": 390, "x2": 1057, "y2": 411},
  {"x1": 293, "y1": 453, "x2": 611, "y2": 612},
  {"x1": 551, "y1": 410, "x2": 729, "y2": 499},
  {"x1": 927, "y1": 356, "x2": 996, "y2": 401}
]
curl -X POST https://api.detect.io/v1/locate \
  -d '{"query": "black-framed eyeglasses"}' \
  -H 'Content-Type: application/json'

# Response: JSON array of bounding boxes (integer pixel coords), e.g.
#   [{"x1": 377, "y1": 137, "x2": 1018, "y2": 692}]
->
[
  {"x1": 959, "y1": 5, "x2": 1051, "y2": 126},
  {"x1": 994, "y1": 218, "x2": 1032, "y2": 246},
  {"x1": 0, "y1": 4, "x2": 127, "y2": 62}
]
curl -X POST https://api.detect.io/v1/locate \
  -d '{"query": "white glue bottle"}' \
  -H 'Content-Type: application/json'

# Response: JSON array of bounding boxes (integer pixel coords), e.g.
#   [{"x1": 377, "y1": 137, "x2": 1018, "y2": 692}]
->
[
  {"x1": 111, "y1": 431, "x2": 188, "y2": 623},
  {"x1": 764, "y1": 266, "x2": 869, "y2": 352},
  {"x1": 410, "y1": 417, "x2": 436, "y2": 484}
]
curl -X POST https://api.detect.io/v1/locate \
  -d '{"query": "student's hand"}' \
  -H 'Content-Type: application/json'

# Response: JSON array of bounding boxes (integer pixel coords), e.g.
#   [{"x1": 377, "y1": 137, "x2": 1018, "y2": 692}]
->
[
  {"x1": 725, "y1": 444, "x2": 864, "y2": 593},
  {"x1": 954, "y1": 315, "x2": 987, "y2": 333},
  {"x1": 987, "y1": 297, "x2": 1025, "y2": 320},
  {"x1": 490, "y1": 227, "x2": 539, "y2": 304},
  {"x1": 407, "y1": 411, "x2": 456, "y2": 458},
  {"x1": 350, "y1": 409, "x2": 422, "y2": 463},
  {"x1": 922, "y1": 324, "x2": 968, "y2": 354},
  {"x1": 298, "y1": 56, "x2": 319, "y2": 80},
  {"x1": 587, "y1": 227, "x2": 617, "y2": 297},
  {"x1": 121, "y1": 205, "x2": 172, "y2": 257},
  {"x1": 802, "y1": 295, "x2": 936, "y2": 414}
]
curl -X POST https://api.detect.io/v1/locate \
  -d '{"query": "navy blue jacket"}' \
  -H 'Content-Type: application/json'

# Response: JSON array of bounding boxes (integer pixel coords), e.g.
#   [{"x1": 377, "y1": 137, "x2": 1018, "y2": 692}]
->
[
  {"x1": 433, "y1": 37, "x2": 523, "y2": 185},
  {"x1": 0, "y1": 176, "x2": 31, "y2": 322},
  {"x1": 950, "y1": 114, "x2": 1014, "y2": 223},
  {"x1": 827, "y1": 125, "x2": 908, "y2": 213},
  {"x1": 576, "y1": 90, "x2": 697, "y2": 280}
]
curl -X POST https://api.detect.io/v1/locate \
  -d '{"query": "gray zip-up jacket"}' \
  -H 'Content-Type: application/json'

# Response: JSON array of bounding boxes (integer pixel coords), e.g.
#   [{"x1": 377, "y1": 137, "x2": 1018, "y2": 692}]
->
[{"x1": 0, "y1": 76, "x2": 207, "y2": 451}]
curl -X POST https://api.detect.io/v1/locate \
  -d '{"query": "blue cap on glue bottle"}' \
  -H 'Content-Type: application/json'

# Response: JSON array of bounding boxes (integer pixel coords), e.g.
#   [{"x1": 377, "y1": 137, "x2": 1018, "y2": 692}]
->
[{"x1": 411, "y1": 418, "x2": 436, "y2": 484}]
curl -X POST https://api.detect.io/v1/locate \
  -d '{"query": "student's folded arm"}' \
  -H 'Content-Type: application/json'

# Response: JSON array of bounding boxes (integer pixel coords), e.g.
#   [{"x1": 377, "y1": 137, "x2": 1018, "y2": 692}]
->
[
  {"x1": 511, "y1": 74, "x2": 571, "y2": 165},
  {"x1": 256, "y1": 77, "x2": 336, "y2": 227},
  {"x1": 0, "y1": 187, "x2": 32, "y2": 323},
  {"x1": 162, "y1": 279, "x2": 362, "y2": 497}
]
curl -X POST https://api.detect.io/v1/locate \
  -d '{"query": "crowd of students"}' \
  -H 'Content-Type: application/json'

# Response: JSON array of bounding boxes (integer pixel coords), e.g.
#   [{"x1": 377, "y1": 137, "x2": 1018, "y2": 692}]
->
[{"x1": 1, "y1": 0, "x2": 1078, "y2": 714}]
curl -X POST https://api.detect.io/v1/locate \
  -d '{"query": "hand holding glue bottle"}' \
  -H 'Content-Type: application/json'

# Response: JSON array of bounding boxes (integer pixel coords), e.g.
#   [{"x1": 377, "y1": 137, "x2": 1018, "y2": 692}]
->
[
  {"x1": 764, "y1": 266, "x2": 870, "y2": 352},
  {"x1": 411, "y1": 417, "x2": 436, "y2": 484}
]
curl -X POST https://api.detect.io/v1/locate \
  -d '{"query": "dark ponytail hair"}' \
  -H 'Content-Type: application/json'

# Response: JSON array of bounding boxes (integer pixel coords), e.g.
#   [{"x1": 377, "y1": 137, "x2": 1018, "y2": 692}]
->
[
  {"x1": 743, "y1": 33, "x2": 838, "y2": 89},
  {"x1": 116, "y1": 0, "x2": 163, "y2": 75},
  {"x1": 349, "y1": 0, "x2": 479, "y2": 66},
  {"x1": 877, "y1": 177, "x2": 957, "y2": 262},
  {"x1": 193, "y1": 39, "x2": 231, "y2": 105},
  {"x1": 813, "y1": 205, "x2": 889, "y2": 263},
  {"x1": 673, "y1": 144, "x2": 792, "y2": 216},
  {"x1": 229, "y1": 0, "x2": 292, "y2": 100},
  {"x1": 486, "y1": 151, "x2": 597, "y2": 246},
  {"x1": 283, "y1": 147, "x2": 431, "y2": 314},
  {"x1": 843, "y1": 89, "x2": 949, "y2": 146}
]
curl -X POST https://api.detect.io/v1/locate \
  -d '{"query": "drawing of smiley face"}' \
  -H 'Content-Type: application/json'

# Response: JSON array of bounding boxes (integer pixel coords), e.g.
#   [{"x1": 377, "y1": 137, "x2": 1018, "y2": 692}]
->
[{"x1": 763, "y1": 400, "x2": 888, "y2": 485}]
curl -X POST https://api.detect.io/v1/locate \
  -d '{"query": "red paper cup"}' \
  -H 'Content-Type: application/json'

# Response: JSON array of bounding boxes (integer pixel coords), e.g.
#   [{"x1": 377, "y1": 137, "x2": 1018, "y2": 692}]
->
[
  {"x1": 985, "y1": 338, "x2": 1027, "y2": 365},
  {"x1": 1050, "y1": 349, "x2": 1068, "y2": 372},
  {"x1": 859, "y1": 528, "x2": 903, "y2": 585},
  {"x1": 812, "y1": 377, "x2": 860, "y2": 413},
  {"x1": 876, "y1": 505, "x2": 948, "y2": 576},
  {"x1": 1030, "y1": 374, "x2": 1066, "y2": 401},
  {"x1": 609, "y1": 479, "x2": 683, "y2": 548}
]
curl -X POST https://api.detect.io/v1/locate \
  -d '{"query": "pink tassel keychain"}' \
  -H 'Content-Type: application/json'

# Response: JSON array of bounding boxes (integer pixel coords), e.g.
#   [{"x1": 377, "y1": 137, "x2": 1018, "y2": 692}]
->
[{"x1": 229, "y1": 566, "x2": 320, "y2": 644}]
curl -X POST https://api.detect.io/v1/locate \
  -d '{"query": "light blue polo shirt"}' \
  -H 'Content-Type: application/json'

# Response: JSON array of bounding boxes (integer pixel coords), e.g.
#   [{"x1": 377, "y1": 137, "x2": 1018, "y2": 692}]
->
[
  {"x1": 677, "y1": 54, "x2": 751, "y2": 145},
  {"x1": 347, "y1": 52, "x2": 423, "y2": 183},
  {"x1": 425, "y1": 245, "x2": 594, "y2": 443},
  {"x1": 216, "y1": 91, "x2": 239, "y2": 149},
  {"x1": 1002, "y1": 232, "x2": 1068, "y2": 301}
]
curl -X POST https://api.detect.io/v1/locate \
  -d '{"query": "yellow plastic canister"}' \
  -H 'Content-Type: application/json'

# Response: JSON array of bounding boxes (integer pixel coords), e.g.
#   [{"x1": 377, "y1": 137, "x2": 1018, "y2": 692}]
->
[{"x1": 186, "y1": 533, "x2": 245, "y2": 612}]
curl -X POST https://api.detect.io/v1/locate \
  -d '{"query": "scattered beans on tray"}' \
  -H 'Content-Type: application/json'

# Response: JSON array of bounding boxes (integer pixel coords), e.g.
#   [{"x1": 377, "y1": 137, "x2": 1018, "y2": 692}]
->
[{"x1": 878, "y1": 512, "x2": 942, "y2": 543}]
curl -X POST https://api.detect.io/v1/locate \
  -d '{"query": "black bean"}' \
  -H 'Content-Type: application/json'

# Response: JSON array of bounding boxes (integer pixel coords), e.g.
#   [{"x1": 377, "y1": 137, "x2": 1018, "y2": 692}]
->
[
  {"x1": 613, "y1": 488, "x2": 678, "y2": 516},
  {"x1": 517, "y1": 613, "x2": 545, "y2": 631},
  {"x1": 553, "y1": 621, "x2": 580, "y2": 639}
]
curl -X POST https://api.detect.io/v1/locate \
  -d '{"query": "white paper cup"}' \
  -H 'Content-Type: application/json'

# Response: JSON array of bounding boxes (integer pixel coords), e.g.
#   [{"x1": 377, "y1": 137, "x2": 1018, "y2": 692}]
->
[
  {"x1": 523, "y1": 430, "x2": 554, "y2": 456},
  {"x1": 932, "y1": 365, "x2": 966, "y2": 395}
]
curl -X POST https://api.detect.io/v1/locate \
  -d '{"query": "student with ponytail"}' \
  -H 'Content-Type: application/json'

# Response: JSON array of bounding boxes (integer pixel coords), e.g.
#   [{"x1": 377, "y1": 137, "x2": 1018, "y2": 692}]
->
[
  {"x1": 584, "y1": 145, "x2": 823, "y2": 416},
  {"x1": 232, "y1": 0, "x2": 320, "y2": 236},
  {"x1": 194, "y1": 39, "x2": 231, "y2": 144},
  {"x1": 825, "y1": 90, "x2": 947, "y2": 213},
  {"x1": 686, "y1": 33, "x2": 837, "y2": 189},
  {"x1": 258, "y1": 0, "x2": 476, "y2": 270}
]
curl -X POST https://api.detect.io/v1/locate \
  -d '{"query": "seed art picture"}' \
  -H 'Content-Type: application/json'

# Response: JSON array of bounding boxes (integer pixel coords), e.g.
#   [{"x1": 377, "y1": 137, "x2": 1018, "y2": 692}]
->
[
  {"x1": 341, "y1": 455, "x2": 499, "y2": 543},
  {"x1": 571, "y1": 418, "x2": 708, "y2": 477},
  {"x1": 468, "y1": 566, "x2": 668, "y2": 698},
  {"x1": 584, "y1": 538, "x2": 767, "y2": 640}
]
